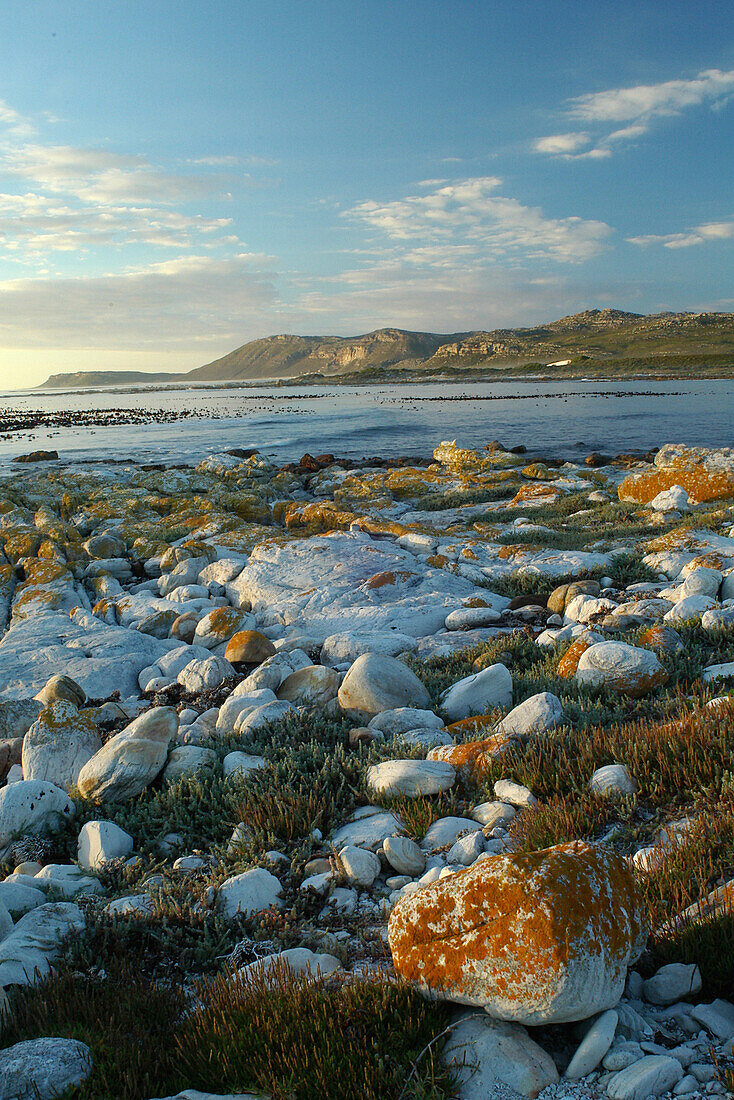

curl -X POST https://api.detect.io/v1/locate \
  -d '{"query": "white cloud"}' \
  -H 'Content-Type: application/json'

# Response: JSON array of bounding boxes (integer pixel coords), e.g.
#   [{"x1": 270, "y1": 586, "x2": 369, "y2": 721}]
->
[
  {"x1": 0, "y1": 99, "x2": 34, "y2": 138},
  {"x1": 0, "y1": 97, "x2": 270, "y2": 265},
  {"x1": 628, "y1": 220, "x2": 734, "y2": 249},
  {"x1": 1, "y1": 144, "x2": 233, "y2": 204},
  {"x1": 290, "y1": 260, "x2": 627, "y2": 334},
  {"x1": 0, "y1": 191, "x2": 235, "y2": 256},
  {"x1": 348, "y1": 177, "x2": 612, "y2": 263},
  {"x1": 569, "y1": 68, "x2": 734, "y2": 123},
  {"x1": 533, "y1": 132, "x2": 590, "y2": 155},
  {"x1": 0, "y1": 254, "x2": 278, "y2": 348},
  {"x1": 536, "y1": 67, "x2": 734, "y2": 159}
]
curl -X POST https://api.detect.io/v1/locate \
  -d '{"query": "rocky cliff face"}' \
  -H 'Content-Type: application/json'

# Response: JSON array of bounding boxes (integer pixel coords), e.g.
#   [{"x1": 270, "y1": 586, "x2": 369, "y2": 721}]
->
[{"x1": 39, "y1": 309, "x2": 734, "y2": 387}]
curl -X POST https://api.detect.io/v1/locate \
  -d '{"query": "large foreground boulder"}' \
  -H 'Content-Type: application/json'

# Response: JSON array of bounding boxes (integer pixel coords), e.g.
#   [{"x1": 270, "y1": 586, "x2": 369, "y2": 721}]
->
[
  {"x1": 77, "y1": 707, "x2": 178, "y2": 802},
  {"x1": 388, "y1": 841, "x2": 646, "y2": 1025}
]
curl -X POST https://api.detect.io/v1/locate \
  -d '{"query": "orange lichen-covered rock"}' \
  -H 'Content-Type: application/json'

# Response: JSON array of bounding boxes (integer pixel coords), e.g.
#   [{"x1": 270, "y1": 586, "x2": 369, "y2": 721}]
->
[
  {"x1": 445, "y1": 714, "x2": 496, "y2": 736},
  {"x1": 510, "y1": 483, "x2": 561, "y2": 507},
  {"x1": 619, "y1": 444, "x2": 734, "y2": 504},
  {"x1": 639, "y1": 625, "x2": 685, "y2": 654},
  {"x1": 557, "y1": 639, "x2": 593, "y2": 678},
  {"x1": 225, "y1": 629, "x2": 276, "y2": 664},
  {"x1": 282, "y1": 501, "x2": 357, "y2": 532},
  {"x1": 388, "y1": 841, "x2": 646, "y2": 1024},
  {"x1": 427, "y1": 733, "x2": 513, "y2": 781},
  {"x1": 362, "y1": 569, "x2": 418, "y2": 590},
  {"x1": 426, "y1": 554, "x2": 448, "y2": 568}
]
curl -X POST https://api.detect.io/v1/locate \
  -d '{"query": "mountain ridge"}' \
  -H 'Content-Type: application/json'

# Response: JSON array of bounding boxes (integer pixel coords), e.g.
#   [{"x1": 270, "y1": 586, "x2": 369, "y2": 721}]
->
[{"x1": 38, "y1": 308, "x2": 734, "y2": 388}]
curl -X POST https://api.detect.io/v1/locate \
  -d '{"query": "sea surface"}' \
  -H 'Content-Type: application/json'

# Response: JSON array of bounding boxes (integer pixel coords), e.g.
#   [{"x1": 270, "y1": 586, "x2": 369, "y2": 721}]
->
[{"x1": 0, "y1": 378, "x2": 732, "y2": 468}]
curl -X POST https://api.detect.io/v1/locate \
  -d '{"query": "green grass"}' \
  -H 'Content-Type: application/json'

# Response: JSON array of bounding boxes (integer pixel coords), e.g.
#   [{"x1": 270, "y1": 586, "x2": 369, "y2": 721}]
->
[{"x1": 4, "y1": 966, "x2": 454, "y2": 1100}]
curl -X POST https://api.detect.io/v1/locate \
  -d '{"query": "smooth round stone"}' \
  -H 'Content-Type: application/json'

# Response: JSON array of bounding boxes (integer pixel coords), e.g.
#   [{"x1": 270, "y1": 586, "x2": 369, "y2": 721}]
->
[
  {"x1": 13, "y1": 861, "x2": 42, "y2": 877},
  {"x1": 225, "y1": 629, "x2": 276, "y2": 664},
  {"x1": 238, "y1": 947, "x2": 341, "y2": 985},
  {"x1": 194, "y1": 607, "x2": 252, "y2": 649},
  {"x1": 169, "y1": 612, "x2": 200, "y2": 643},
  {"x1": 421, "y1": 816, "x2": 481, "y2": 851},
  {"x1": 162, "y1": 746, "x2": 217, "y2": 783},
  {"x1": 445, "y1": 606, "x2": 501, "y2": 630},
  {"x1": 383, "y1": 836, "x2": 426, "y2": 877},
  {"x1": 440, "y1": 664, "x2": 513, "y2": 721},
  {"x1": 338, "y1": 845, "x2": 381, "y2": 887},
  {"x1": 398, "y1": 727, "x2": 453, "y2": 749},
  {"x1": 337, "y1": 653, "x2": 431, "y2": 719},
  {"x1": 650, "y1": 485, "x2": 690, "y2": 513},
  {"x1": 497, "y1": 692, "x2": 564, "y2": 738},
  {"x1": 471, "y1": 800, "x2": 516, "y2": 828},
  {"x1": 0, "y1": 780, "x2": 75, "y2": 855},
  {"x1": 330, "y1": 810, "x2": 405, "y2": 852},
  {"x1": 368, "y1": 708, "x2": 445, "y2": 736},
  {"x1": 84, "y1": 531, "x2": 126, "y2": 559},
  {"x1": 77, "y1": 707, "x2": 178, "y2": 802},
  {"x1": 679, "y1": 566, "x2": 722, "y2": 598},
  {"x1": 177, "y1": 655, "x2": 235, "y2": 693},
  {"x1": 22, "y1": 700, "x2": 102, "y2": 791},
  {"x1": 493, "y1": 779, "x2": 536, "y2": 808},
  {"x1": 0, "y1": 1037, "x2": 93, "y2": 1098},
  {"x1": 606, "y1": 1055, "x2": 683, "y2": 1100},
  {"x1": 566, "y1": 1009, "x2": 619, "y2": 1078},
  {"x1": 276, "y1": 664, "x2": 340, "y2": 706},
  {"x1": 173, "y1": 855, "x2": 206, "y2": 871},
  {"x1": 590, "y1": 763, "x2": 638, "y2": 799},
  {"x1": 575, "y1": 641, "x2": 668, "y2": 697},
  {"x1": 217, "y1": 867, "x2": 283, "y2": 918},
  {"x1": 643, "y1": 963, "x2": 702, "y2": 1006},
  {"x1": 665, "y1": 594, "x2": 718, "y2": 625},
  {"x1": 222, "y1": 751, "x2": 266, "y2": 779},
  {"x1": 33, "y1": 675, "x2": 86, "y2": 709},
  {"x1": 77, "y1": 820, "x2": 134, "y2": 871},
  {"x1": 366, "y1": 759, "x2": 456, "y2": 798}
]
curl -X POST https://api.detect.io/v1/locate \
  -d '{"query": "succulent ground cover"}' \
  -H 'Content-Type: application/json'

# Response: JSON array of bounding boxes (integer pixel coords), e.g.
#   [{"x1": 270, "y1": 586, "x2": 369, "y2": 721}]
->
[{"x1": 0, "y1": 441, "x2": 733, "y2": 1098}]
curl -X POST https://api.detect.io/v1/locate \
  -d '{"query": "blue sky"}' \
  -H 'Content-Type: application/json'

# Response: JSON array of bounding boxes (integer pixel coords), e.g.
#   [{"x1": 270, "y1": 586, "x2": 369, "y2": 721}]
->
[{"x1": 1, "y1": 0, "x2": 733, "y2": 386}]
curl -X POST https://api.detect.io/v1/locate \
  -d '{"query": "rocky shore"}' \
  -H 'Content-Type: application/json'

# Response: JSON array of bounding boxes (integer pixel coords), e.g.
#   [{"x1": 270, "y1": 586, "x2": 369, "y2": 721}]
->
[{"x1": 0, "y1": 439, "x2": 732, "y2": 1099}]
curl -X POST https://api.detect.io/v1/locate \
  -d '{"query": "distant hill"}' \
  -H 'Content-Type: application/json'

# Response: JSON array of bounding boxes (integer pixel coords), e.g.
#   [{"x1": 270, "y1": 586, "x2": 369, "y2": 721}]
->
[
  {"x1": 41, "y1": 370, "x2": 185, "y2": 389},
  {"x1": 39, "y1": 309, "x2": 734, "y2": 388},
  {"x1": 186, "y1": 328, "x2": 458, "y2": 382}
]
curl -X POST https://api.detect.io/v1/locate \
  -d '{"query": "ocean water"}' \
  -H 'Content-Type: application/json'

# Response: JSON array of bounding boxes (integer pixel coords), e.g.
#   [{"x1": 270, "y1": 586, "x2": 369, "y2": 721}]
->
[{"x1": 0, "y1": 378, "x2": 732, "y2": 467}]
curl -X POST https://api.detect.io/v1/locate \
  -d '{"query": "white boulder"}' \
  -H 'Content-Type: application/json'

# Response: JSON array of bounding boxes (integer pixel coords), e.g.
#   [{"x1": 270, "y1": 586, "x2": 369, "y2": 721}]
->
[
  {"x1": 77, "y1": 820, "x2": 134, "y2": 871},
  {"x1": 440, "y1": 664, "x2": 513, "y2": 721}
]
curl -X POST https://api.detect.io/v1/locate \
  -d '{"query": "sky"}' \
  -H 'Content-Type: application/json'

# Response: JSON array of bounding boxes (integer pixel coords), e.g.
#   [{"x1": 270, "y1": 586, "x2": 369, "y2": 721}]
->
[{"x1": 1, "y1": 0, "x2": 733, "y2": 389}]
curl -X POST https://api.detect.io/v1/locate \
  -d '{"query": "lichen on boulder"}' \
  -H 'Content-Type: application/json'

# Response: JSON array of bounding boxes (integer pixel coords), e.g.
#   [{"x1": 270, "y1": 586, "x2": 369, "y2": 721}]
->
[{"x1": 387, "y1": 840, "x2": 646, "y2": 1024}]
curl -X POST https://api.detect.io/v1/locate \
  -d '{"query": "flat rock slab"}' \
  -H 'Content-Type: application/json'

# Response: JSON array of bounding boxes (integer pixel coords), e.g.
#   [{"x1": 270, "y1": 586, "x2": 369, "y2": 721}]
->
[
  {"x1": 606, "y1": 1054, "x2": 683, "y2": 1100},
  {"x1": 0, "y1": 609, "x2": 181, "y2": 700},
  {"x1": 226, "y1": 531, "x2": 491, "y2": 640}
]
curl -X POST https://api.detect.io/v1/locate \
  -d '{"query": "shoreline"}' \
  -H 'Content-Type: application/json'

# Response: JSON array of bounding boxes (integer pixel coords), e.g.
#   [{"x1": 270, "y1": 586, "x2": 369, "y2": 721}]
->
[{"x1": 0, "y1": 439, "x2": 733, "y2": 1095}]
